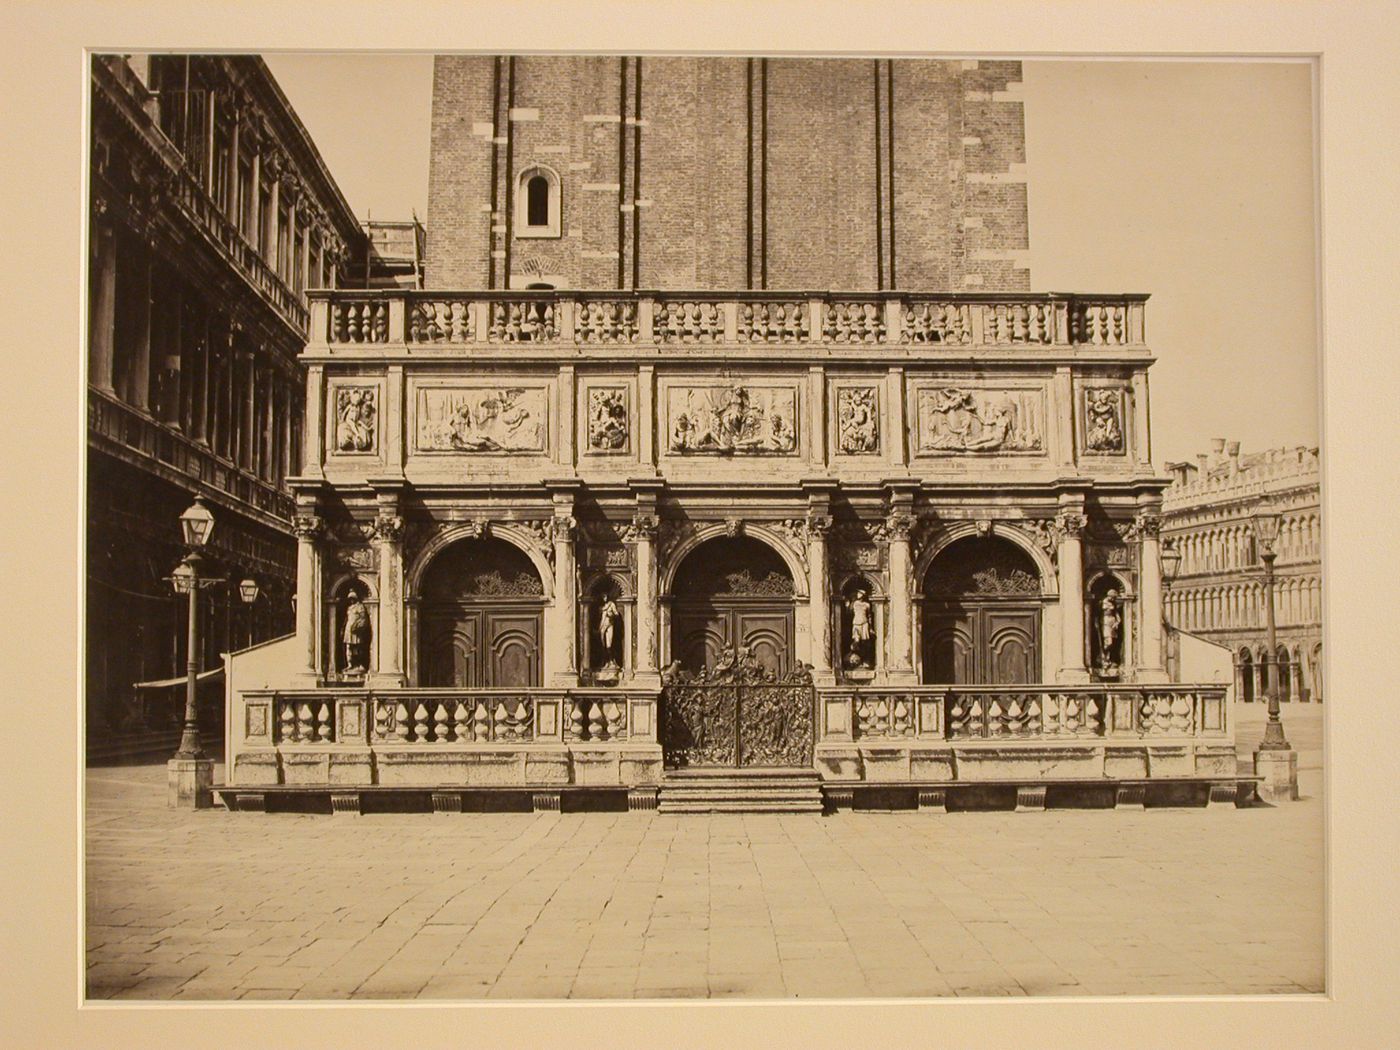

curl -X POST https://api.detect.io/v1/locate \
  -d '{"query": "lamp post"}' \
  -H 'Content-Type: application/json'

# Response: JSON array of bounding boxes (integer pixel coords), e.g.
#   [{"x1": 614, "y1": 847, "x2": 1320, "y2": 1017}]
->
[
  {"x1": 1159, "y1": 539, "x2": 1182, "y2": 677},
  {"x1": 166, "y1": 496, "x2": 223, "y2": 808},
  {"x1": 1251, "y1": 508, "x2": 1298, "y2": 801},
  {"x1": 238, "y1": 577, "x2": 260, "y2": 649}
]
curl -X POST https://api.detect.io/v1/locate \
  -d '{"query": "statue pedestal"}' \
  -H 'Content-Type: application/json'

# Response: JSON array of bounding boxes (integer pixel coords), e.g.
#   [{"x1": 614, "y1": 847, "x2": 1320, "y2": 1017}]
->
[
  {"x1": 167, "y1": 756, "x2": 214, "y2": 809},
  {"x1": 1254, "y1": 748, "x2": 1299, "y2": 803}
]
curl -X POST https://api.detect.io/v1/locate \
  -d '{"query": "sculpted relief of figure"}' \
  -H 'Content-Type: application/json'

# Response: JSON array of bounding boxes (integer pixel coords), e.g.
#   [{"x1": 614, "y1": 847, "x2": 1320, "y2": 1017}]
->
[
  {"x1": 587, "y1": 388, "x2": 628, "y2": 452},
  {"x1": 335, "y1": 388, "x2": 377, "y2": 453},
  {"x1": 837, "y1": 387, "x2": 879, "y2": 454},
  {"x1": 1085, "y1": 388, "x2": 1125, "y2": 453},
  {"x1": 917, "y1": 387, "x2": 1043, "y2": 454},
  {"x1": 844, "y1": 587, "x2": 875, "y2": 670},
  {"x1": 417, "y1": 387, "x2": 547, "y2": 453},
  {"x1": 668, "y1": 384, "x2": 798, "y2": 455}
]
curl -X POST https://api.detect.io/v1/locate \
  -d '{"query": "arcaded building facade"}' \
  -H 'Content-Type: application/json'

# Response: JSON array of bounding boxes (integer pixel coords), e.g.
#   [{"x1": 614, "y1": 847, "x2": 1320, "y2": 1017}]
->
[
  {"x1": 223, "y1": 57, "x2": 1237, "y2": 812},
  {"x1": 1164, "y1": 441, "x2": 1323, "y2": 703}
]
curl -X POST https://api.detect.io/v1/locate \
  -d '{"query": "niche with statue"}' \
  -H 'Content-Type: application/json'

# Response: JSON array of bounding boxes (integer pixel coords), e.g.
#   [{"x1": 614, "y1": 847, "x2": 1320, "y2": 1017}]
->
[
  {"x1": 582, "y1": 576, "x2": 627, "y2": 684},
  {"x1": 332, "y1": 577, "x2": 374, "y2": 681},
  {"x1": 838, "y1": 575, "x2": 879, "y2": 681},
  {"x1": 1088, "y1": 573, "x2": 1130, "y2": 679}
]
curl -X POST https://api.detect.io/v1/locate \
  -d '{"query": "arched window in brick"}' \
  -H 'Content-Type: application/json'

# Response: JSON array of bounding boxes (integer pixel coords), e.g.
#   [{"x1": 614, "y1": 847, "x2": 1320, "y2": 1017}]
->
[{"x1": 515, "y1": 165, "x2": 561, "y2": 238}]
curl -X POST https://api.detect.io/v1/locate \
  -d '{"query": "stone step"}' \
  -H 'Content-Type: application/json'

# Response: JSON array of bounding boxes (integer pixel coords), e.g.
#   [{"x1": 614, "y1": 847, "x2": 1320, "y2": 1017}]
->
[{"x1": 658, "y1": 799, "x2": 825, "y2": 814}]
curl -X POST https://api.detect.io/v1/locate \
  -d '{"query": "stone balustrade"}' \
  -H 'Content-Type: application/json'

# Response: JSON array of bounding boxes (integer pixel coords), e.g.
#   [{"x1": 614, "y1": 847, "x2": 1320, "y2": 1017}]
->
[
  {"x1": 245, "y1": 688, "x2": 654, "y2": 748},
  {"x1": 310, "y1": 290, "x2": 1147, "y2": 353},
  {"x1": 819, "y1": 683, "x2": 1228, "y2": 743}
]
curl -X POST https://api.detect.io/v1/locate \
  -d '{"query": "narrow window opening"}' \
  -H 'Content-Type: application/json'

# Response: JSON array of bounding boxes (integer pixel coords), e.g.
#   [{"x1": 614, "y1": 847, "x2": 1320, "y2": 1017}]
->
[{"x1": 526, "y1": 175, "x2": 549, "y2": 227}]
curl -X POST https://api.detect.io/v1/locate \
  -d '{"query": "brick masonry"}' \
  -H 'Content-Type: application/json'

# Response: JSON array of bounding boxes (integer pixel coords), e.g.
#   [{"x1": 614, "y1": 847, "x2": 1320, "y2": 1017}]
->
[{"x1": 425, "y1": 57, "x2": 1030, "y2": 291}]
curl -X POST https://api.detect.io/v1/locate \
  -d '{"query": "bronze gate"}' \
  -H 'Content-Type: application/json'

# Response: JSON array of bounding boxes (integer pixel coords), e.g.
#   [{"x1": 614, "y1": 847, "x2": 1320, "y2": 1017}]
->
[{"x1": 660, "y1": 646, "x2": 815, "y2": 768}]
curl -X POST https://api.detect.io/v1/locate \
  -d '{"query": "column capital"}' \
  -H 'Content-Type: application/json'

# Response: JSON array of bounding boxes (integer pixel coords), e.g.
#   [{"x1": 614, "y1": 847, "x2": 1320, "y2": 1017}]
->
[
  {"x1": 371, "y1": 515, "x2": 405, "y2": 544},
  {"x1": 292, "y1": 513, "x2": 325, "y2": 541},
  {"x1": 1055, "y1": 510, "x2": 1088, "y2": 538}
]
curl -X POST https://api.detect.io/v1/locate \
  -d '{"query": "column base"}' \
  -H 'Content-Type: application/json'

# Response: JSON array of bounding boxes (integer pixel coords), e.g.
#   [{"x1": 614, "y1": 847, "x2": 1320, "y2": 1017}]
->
[
  {"x1": 167, "y1": 756, "x2": 214, "y2": 809},
  {"x1": 1254, "y1": 749, "x2": 1299, "y2": 803}
]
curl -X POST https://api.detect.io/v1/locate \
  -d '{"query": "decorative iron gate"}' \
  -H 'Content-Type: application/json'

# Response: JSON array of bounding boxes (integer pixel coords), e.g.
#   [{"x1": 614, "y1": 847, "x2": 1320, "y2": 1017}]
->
[{"x1": 660, "y1": 646, "x2": 815, "y2": 768}]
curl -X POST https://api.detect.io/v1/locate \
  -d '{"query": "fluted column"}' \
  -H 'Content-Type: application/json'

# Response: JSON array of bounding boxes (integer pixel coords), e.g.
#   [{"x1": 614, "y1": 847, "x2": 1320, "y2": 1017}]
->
[
  {"x1": 369, "y1": 513, "x2": 405, "y2": 687},
  {"x1": 292, "y1": 512, "x2": 324, "y2": 683},
  {"x1": 629, "y1": 513, "x2": 660, "y2": 686},
  {"x1": 807, "y1": 514, "x2": 834, "y2": 679},
  {"x1": 546, "y1": 514, "x2": 579, "y2": 686},
  {"x1": 885, "y1": 512, "x2": 917, "y2": 683},
  {"x1": 89, "y1": 213, "x2": 117, "y2": 393},
  {"x1": 1136, "y1": 510, "x2": 1168, "y2": 682},
  {"x1": 1056, "y1": 508, "x2": 1090, "y2": 683}
]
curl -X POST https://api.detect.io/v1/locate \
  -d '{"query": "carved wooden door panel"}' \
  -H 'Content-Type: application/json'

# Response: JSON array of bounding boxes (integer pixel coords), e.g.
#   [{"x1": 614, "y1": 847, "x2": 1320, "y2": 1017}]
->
[
  {"x1": 923, "y1": 605, "x2": 1038, "y2": 684},
  {"x1": 732, "y1": 606, "x2": 792, "y2": 677},
  {"x1": 421, "y1": 609, "x2": 482, "y2": 687},
  {"x1": 672, "y1": 603, "x2": 730, "y2": 674},
  {"x1": 484, "y1": 610, "x2": 542, "y2": 688},
  {"x1": 984, "y1": 608, "x2": 1038, "y2": 684}
]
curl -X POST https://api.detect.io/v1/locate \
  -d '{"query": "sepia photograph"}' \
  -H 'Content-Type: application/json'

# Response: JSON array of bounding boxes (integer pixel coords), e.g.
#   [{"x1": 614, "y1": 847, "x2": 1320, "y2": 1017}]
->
[{"x1": 81, "y1": 46, "x2": 1326, "y2": 1006}]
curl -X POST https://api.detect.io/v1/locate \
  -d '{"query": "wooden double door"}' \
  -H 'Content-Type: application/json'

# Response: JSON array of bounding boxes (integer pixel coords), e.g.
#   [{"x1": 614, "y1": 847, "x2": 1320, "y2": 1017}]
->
[
  {"x1": 922, "y1": 602, "x2": 1040, "y2": 685},
  {"x1": 420, "y1": 604, "x2": 543, "y2": 688},
  {"x1": 671, "y1": 600, "x2": 794, "y2": 677}
]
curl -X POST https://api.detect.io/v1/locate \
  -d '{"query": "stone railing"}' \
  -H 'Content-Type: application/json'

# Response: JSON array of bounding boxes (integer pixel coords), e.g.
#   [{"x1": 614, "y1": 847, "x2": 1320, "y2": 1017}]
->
[
  {"x1": 242, "y1": 688, "x2": 657, "y2": 748},
  {"x1": 308, "y1": 291, "x2": 1147, "y2": 351},
  {"x1": 819, "y1": 684, "x2": 1228, "y2": 743}
]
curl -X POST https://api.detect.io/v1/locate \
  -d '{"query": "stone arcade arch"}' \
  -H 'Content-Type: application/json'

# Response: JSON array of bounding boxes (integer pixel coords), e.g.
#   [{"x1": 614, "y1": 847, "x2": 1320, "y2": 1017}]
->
[
  {"x1": 918, "y1": 534, "x2": 1046, "y2": 685},
  {"x1": 667, "y1": 534, "x2": 798, "y2": 676},
  {"x1": 415, "y1": 536, "x2": 548, "y2": 688}
]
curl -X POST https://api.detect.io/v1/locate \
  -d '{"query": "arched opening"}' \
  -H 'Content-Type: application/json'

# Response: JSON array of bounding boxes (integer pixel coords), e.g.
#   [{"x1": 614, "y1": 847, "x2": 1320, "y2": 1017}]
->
[
  {"x1": 1088, "y1": 573, "x2": 1129, "y2": 679},
  {"x1": 515, "y1": 166, "x2": 561, "y2": 237},
  {"x1": 920, "y1": 535, "x2": 1042, "y2": 685},
  {"x1": 669, "y1": 535, "x2": 795, "y2": 676},
  {"x1": 582, "y1": 574, "x2": 627, "y2": 684},
  {"x1": 1276, "y1": 644, "x2": 1292, "y2": 702},
  {"x1": 1238, "y1": 648, "x2": 1254, "y2": 702},
  {"x1": 417, "y1": 537, "x2": 545, "y2": 687},
  {"x1": 526, "y1": 175, "x2": 550, "y2": 227}
]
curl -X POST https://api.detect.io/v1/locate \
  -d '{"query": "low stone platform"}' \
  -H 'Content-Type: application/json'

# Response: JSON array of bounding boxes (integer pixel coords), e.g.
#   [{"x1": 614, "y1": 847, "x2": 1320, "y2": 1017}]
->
[{"x1": 659, "y1": 768, "x2": 825, "y2": 813}]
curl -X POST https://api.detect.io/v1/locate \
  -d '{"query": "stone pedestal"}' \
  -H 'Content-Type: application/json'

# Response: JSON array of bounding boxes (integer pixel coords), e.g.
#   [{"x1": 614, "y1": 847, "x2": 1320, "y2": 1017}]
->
[
  {"x1": 1254, "y1": 748, "x2": 1299, "y2": 803},
  {"x1": 167, "y1": 756, "x2": 214, "y2": 809}
]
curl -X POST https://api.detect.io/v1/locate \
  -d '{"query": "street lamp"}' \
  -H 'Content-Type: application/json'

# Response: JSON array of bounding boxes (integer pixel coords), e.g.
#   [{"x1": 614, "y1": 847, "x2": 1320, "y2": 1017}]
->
[
  {"x1": 1160, "y1": 539, "x2": 1182, "y2": 593},
  {"x1": 238, "y1": 578, "x2": 260, "y2": 649},
  {"x1": 167, "y1": 496, "x2": 224, "y2": 808},
  {"x1": 1251, "y1": 508, "x2": 1290, "y2": 751}
]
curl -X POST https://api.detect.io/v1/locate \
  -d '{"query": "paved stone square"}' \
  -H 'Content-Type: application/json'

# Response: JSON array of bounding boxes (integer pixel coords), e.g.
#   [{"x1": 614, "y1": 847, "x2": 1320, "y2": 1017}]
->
[{"x1": 84, "y1": 704, "x2": 1324, "y2": 1001}]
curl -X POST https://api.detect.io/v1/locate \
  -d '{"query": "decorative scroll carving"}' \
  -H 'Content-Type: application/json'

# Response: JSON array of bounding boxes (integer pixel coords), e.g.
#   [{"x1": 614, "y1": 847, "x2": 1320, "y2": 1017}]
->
[
  {"x1": 416, "y1": 387, "x2": 547, "y2": 453},
  {"x1": 668, "y1": 385, "x2": 798, "y2": 455},
  {"x1": 292, "y1": 514, "x2": 325, "y2": 540},
  {"x1": 451, "y1": 568, "x2": 545, "y2": 597},
  {"x1": 515, "y1": 519, "x2": 556, "y2": 568},
  {"x1": 823, "y1": 302, "x2": 885, "y2": 344},
  {"x1": 660, "y1": 646, "x2": 814, "y2": 768},
  {"x1": 1017, "y1": 518, "x2": 1061, "y2": 563},
  {"x1": 334, "y1": 387, "x2": 377, "y2": 453},
  {"x1": 1085, "y1": 388, "x2": 1126, "y2": 453},
  {"x1": 916, "y1": 387, "x2": 1044, "y2": 454},
  {"x1": 586, "y1": 388, "x2": 629, "y2": 452},
  {"x1": 836, "y1": 387, "x2": 879, "y2": 454},
  {"x1": 371, "y1": 516, "x2": 405, "y2": 544}
]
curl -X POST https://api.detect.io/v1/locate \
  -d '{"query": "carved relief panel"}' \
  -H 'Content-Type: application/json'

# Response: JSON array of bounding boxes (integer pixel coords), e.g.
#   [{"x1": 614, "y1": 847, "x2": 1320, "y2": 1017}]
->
[
  {"x1": 832, "y1": 384, "x2": 880, "y2": 456},
  {"x1": 1079, "y1": 385, "x2": 1129, "y2": 456},
  {"x1": 580, "y1": 383, "x2": 632, "y2": 456},
  {"x1": 412, "y1": 383, "x2": 550, "y2": 454},
  {"x1": 911, "y1": 383, "x2": 1047, "y2": 457},
  {"x1": 664, "y1": 382, "x2": 799, "y2": 456},
  {"x1": 326, "y1": 381, "x2": 383, "y2": 459}
]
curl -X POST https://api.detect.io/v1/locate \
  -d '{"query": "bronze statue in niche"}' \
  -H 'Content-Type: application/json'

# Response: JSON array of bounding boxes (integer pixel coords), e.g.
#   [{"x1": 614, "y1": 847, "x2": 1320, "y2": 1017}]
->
[
  {"x1": 842, "y1": 580, "x2": 877, "y2": 675},
  {"x1": 1093, "y1": 586, "x2": 1124, "y2": 677},
  {"x1": 341, "y1": 591, "x2": 372, "y2": 675}
]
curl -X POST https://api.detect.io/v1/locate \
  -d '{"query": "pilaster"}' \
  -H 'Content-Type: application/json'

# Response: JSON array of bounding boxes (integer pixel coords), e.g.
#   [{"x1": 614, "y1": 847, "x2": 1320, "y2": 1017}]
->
[
  {"x1": 368, "y1": 481, "x2": 407, "y2": 687},
  {"x1": 546, "y1": 479, "x2": 584, "y2": 686},
  {"x1": 1135, "y1": 501, "x2": 1168, "y2": 682},
  {"x1": 884, "y1": 480, "x2": 919, "y2": 683},
  {"x1": 1056, "y1": 500, "x2": 1090, "y2": 682}
]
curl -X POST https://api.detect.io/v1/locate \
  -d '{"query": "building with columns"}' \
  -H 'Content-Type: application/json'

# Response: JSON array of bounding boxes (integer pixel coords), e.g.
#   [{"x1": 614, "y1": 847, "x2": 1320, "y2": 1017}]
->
[
  {"x1": 86, "y1": 55, "x2": 364, "y2": 755},
  {"x1": 1164, "y1": 440, "x2": 1323, "y2": 703},
  {"x1": 222, "y1": 56, "x2": 1237, "y2": 812}
]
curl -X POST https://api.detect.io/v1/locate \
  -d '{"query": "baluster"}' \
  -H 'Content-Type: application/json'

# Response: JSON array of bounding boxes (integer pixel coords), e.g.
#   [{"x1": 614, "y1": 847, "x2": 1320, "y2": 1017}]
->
[
  {"x1": 453, "y1": 699, "x2": 470, "y2": 742},
  {"x1": 373, "y1": 700, "x2": 390, "y2": 740},
  {"x1": 317, "y1": 702, "x2": 332, "y2": 741},
  {"x1": 588, "y1": 701, "x2": 607, "y2": 741},
  {"x1": 412, "y1": 702, "x2": 430, "y2": 742},
  {"x1": 472, "y1": 700, "x2": 489, "y2": 742},
  {"x1": 280, "y1": 701, "x2": 297, "y2": 743},
  {"x1": 569, "y1": 699, "x2": 585, "y2": 741},
  {"x1": 494, "y1": 700, "x2": 511, "y2": 741},
  {"x1": 392, "y1": 701, "x2": 409, "y2": 741},
  {"x1": 449, "y1": 300, "x2": 467, "y2": 342},
  {"x1": 296, "y1": 701, "x2": 314, "y2": 741},
  {"x1": 602, "y1": 701, "x2": 624, "y2": 739},
  {"x1": 433, "y1": 700, "x2": 450, "y2": 743}
]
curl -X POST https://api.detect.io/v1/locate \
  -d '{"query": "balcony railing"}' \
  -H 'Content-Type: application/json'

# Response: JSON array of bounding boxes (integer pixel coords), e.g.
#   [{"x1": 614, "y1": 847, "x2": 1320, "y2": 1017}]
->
[
  {"x1": 819, "y1": 684, "x2": 1229, "y2": 742},
  {"x1": 245, "y1": 688, "x2": 657, "y2": 748},
  {"x1": 243, "y1": 683, "x2": 1224, "y2": 750},
  {"x1": 308, "y1": 290, "x2": 1147, "y2": 352}
]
